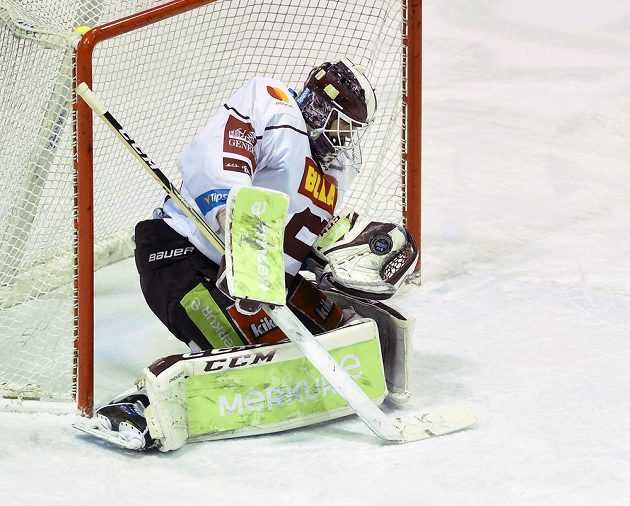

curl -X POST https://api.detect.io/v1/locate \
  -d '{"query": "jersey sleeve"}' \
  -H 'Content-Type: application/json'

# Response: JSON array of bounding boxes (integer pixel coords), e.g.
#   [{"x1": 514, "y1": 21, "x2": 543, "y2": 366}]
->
[{"x1": 174, "y1": 79, "x2": 263, "y2": 234}]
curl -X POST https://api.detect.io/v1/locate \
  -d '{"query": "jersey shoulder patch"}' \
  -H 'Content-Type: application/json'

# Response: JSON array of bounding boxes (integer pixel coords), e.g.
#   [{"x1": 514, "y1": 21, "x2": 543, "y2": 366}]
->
[
  {"x1": 266, "y1": 85, "x2": 291, "y2": 103},
  {"x1": 223, "y1": 114, "x2": 257, "y2": 172},
  {"x1": 253, "y1": 77, "x2": 299, "y2": 111}
]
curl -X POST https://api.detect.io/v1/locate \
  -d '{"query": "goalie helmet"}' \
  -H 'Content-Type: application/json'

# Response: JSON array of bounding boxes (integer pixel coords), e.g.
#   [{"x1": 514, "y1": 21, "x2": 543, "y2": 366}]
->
[{"x1": 296, "y1": 58, "x2": 377, "y2": 171}]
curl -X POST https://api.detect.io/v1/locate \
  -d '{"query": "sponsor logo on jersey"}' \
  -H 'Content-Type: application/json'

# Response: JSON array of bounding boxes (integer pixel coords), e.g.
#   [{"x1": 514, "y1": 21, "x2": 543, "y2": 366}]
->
[
  {"x1": 224, "y1": 115, "x2": 257, "y2": 169},
  {"x1": 266, "y1": 85, "x2": 289, "y2": 103},
  {"x1": 148, "y1": 246, "x2": 194, "y2": 263},
  {"x1": 223, "y1": 156, "x2": 253, "y2": 177},
  {"x1": 298, "y1": 157, "x2": 337, "y2": 215},
  {"x1": 195, "y1": 188, "x2": 229, "y2": 215},
  {"x1": 229, "y1": 127, "x2": 257, "y2": 148}
]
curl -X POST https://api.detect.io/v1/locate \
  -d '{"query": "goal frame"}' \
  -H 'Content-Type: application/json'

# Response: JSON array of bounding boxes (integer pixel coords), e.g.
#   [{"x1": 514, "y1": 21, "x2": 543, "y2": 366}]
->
[{"x1": 72, "y1": 0, "x2": 422, "y2": 415}]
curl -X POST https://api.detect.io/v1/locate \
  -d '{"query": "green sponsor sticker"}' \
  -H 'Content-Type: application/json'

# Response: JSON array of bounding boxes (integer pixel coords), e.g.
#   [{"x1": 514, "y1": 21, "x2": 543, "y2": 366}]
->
[
  {"x1": 180, "y1": 283, "x2": 245, "y2": 348},
  {"x1": 315, "y1": 216, "x2": 352, "y2": 250},
  {"x1": 227, "y1": 187, "x2": 288, "y2": 305},
  {"x1": 186, "y1": 339, "x2": 386, "y2": 436}
]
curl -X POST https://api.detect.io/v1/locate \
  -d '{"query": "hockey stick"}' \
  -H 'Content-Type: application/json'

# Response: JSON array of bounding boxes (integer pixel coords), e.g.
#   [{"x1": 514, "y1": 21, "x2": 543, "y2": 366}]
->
[{"x1": 76, "y1": 83, "x2": 476, "y2": 442}]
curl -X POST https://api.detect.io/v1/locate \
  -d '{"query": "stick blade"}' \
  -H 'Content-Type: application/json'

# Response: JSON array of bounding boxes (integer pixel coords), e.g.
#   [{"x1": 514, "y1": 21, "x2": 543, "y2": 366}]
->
[{"x1": 396, "y1": 404, "x2": 476, "y2": 442}]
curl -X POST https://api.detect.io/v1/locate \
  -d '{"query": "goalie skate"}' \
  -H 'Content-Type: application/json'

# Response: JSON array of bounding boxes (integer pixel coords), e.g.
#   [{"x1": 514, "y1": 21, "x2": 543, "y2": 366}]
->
[
  {"x1": 73, "y1": 420, "x2": 146, "y2": 451},
  {"x1": 73, "y1": 394, "x2": 156, "y2": 451}
]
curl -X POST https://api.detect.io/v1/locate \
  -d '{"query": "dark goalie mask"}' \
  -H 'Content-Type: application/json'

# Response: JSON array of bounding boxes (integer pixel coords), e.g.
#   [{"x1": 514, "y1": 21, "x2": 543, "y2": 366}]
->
[{"x1": 296, "y1": 58, "x2": 377, "y2": 171}]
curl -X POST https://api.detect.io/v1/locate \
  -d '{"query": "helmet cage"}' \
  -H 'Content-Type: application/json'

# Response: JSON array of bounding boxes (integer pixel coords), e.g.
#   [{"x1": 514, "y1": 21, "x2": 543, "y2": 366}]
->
[
  {"x1": 308, "y1": 106, "x2": 367, "y2": 171},
  {"x1": 298, "y1": 86, "x2": 368, "y2": 171}
]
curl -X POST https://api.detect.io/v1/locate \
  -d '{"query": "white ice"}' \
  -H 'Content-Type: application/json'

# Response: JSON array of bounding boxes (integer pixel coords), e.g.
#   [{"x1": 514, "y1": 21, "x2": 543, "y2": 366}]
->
[{"x1": 2, "y1": 1, "x2": 630, "y2": 504}]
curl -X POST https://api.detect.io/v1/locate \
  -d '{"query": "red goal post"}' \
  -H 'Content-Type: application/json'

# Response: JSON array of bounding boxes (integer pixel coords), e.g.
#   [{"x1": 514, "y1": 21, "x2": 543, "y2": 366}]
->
[{"x1": 72, "y1": 0, "x2": 422, "y2": 415}]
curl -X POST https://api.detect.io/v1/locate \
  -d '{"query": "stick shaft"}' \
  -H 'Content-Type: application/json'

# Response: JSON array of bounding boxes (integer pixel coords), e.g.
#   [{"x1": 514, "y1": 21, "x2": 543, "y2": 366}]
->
[{"x1": 76, "y1": 82, "x2": 224, "y2": 254}]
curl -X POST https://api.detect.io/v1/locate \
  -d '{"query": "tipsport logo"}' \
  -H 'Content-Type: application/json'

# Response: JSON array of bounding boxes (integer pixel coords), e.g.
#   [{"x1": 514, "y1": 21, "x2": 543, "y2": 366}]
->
[{"x1": 194, "y1": 188, "x2": 229, "y2": 215}]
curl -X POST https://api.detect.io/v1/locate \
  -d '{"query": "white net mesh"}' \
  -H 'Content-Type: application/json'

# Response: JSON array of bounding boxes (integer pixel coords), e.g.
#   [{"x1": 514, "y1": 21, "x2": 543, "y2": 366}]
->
[{"x1": 0, "y1": 0, "x2": 409, "y2": 405}]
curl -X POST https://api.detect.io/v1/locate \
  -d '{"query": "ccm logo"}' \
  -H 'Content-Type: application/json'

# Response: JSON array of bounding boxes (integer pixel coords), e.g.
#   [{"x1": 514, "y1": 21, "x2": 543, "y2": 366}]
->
[
  {"x1": 204, "y1": 349, "x2": 276, "y2": 372},
  {"x1": 149, "y1": 246, "x2": 194, "y2": 262}
]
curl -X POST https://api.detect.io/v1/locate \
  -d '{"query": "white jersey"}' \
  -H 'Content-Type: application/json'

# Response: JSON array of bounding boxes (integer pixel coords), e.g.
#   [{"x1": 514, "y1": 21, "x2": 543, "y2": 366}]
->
[{"x1": 163, "y1": 77, "x2": 350, "y2": 283}]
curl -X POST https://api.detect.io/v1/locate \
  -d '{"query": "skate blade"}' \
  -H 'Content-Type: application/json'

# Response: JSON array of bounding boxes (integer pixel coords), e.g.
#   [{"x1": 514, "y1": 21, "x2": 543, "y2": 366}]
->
[{"x1": 72, "y1": 422, "x2": 144, "y2": 451}]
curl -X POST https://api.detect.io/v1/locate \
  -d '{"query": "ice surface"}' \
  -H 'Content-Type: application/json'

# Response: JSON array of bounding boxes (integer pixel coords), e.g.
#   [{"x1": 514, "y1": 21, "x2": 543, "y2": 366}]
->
[{"x1": 2, "y1": 1, "x2": 630, "y2": 504}]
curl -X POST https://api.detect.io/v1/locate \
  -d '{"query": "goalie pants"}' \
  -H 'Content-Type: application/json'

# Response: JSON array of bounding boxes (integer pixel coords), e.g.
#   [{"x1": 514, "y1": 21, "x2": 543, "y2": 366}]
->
[{"x1": 134, "y1": 219, "x2": 345, "y2": 351}]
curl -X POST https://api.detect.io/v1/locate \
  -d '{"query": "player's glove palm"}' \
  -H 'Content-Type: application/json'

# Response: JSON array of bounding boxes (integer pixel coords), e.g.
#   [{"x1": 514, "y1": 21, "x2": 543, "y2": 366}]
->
[{"x1": 307, "y1": 210, "x2": 418, "y2": 300}]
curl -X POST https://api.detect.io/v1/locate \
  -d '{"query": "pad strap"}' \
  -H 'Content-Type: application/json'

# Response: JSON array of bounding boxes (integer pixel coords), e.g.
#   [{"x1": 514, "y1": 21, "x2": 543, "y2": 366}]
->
[{"x1": 324, "y1": 290, "x2": 415, "y2": 404}]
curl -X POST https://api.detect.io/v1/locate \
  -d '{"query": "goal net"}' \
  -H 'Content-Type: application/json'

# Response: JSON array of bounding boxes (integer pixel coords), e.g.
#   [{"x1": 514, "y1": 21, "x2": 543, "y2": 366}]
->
[{"x1": 0, "y1": 0, "x2": 420, "y2": 412}]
